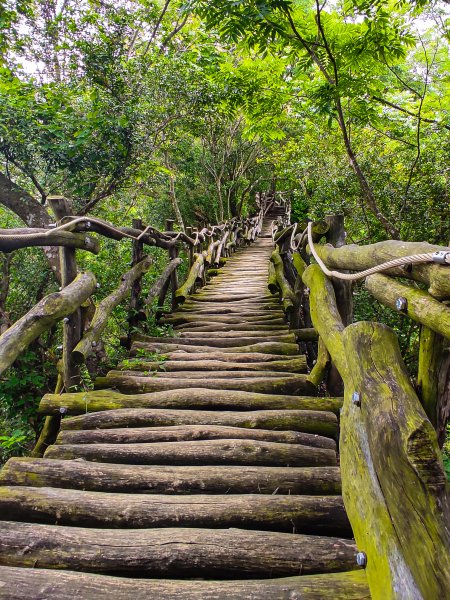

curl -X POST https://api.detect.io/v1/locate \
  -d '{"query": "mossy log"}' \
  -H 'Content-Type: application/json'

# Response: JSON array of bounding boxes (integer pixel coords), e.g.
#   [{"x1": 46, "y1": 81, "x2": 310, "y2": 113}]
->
[
  {"x1": 94, "y1": 372, "x2": 315, "y2": 395},
  {"x1": 270, "y1": 247, "x2": 296, "y2": 313},
  {"x1": 313, "y1": 240, "x2": 450, "y2": 299},
  {"x1": 307, "y1": 338, "x2": 331, "y2": 388},
  {"x1": 132, "y1": 340, "x2": 300, "y2": 355},
  {"x1": 117, "y1": 357, "x2": 307, "y2": 373},
  {"x1": 0, "y1": 272, "x2": 96, "y2": 375},
  {"x1": 175, "y1": 252, "x2": 206, "y2": 304},
  {"x1": 44, "y1": 438, "x2": 336, "y2": 467},
  {"x1": 71, "y1": 257, "x2": 152, "y2": 365},
  {"x1": 135, "y1": 350, "x2": 301, "y2": 363},
  {"x1": 133, "y1": 333, "x2": 298, "y2": 350},
  {"x1": 302, "y1": 265, "x2": 347, "y2": 379},
  {"x1": 417, "y1": 327, "x2": 445, "y2": 428},
  {"x1": 365, "y1": 273, "x2": 450, "y2": 339},
  {"x1": 304, "y1": 263, "x2": 450, "y2": 598},
  {"x1": 0, "y1": 522, "x2": 357, "y2": 577},
  {"x1": 268, "y1": 262, "x2": 280, "y2": 294},
  {"x1": 116, "y1": 369, "x2": 300, "y2": 380},
  {"x1": 0, "y1": 228, "x2": 99, "y2": 253},
  {"x1": 40, "y1": 388, "x2": 341, "y2": 416},
  {"x1": 60, "y1": 408, "x2": 338, "y2": 437},
  {"x1": 173, "y1": 322, "x2": 288, "y2": 332},
  {"x1": 144, "y1": 257, "x2": 182, "y2": 314},
  {"x1": 0, "y1": 486, "x2": 351, "y2": 534},
  {"x1": 1, "y1": 458, "x2": 341, "y2": 494},
  {"x1": 341, "y1": 322, "x2": 450, "y2": 600},
  {"x1": 164, "y1": 314, "x2": 285, "y2": 326},
  {"x1": 54, "y1": 424, "x2": 336, "y2": 449},
  {"x1": 0, "y1": 566, "x2": 370, "y2": 600},
  {"x1": 175, "y1": 330, "x2": 295, "y2": 341}
]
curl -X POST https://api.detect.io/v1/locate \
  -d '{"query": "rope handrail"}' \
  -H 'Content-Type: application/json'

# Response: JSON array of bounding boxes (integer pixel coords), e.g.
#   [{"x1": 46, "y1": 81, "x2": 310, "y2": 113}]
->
[{"x1": 307, "y1": 222, "x2": 450, "y2": 281}]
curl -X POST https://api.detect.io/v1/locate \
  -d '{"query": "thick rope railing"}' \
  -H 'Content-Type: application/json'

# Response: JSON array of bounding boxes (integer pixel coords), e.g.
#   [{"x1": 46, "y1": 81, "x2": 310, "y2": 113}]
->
[{"x1": 307, "y1": 222, "x2": 450, "y2": 281}]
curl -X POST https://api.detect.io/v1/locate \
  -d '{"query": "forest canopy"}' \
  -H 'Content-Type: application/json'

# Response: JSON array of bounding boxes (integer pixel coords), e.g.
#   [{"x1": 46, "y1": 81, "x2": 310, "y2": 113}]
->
[{"x1": 0, "y1": 0, "x2": 449, "y2": 459}]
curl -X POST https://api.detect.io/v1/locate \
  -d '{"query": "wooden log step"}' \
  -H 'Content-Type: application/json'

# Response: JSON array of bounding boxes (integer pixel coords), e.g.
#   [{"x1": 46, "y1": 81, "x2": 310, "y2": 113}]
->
[
  {"x1": 116, "y1": 357, "x2": 307, "y2": 373},
  {"x1": 112, "y1": 369, "x2": 300, "y2": 380},
  {"x1": 173, "y1": 322, "x2": 288, "y2": 332},
  {"x1": 60, "y1": 408, "x2": 338, "y2": 437},
  {"x1": 176, "y1": 307, "x2": 285, "y2": 316},
  {"x1": 1, "y1": 458, "x2": 341, "y2": 494},
  {"x1": 164, "y1": 315, "x2": 286, "y2": 326},
  {"x1": 0, "y1": 565, "x2": 370, "y2": 599},
  {"x1": 44, "y1": 439, "x2": 336, "y2": 467},
  {"x1": 39, "y1": 388, "x2": 341, "y2": 416},
  {"x1": 176, "y1": 331, "x2": 294, "y2": 339},
  {"x1": 132, "y1": 341, "x2": 300, "y2": 355},
  {"x1": 152, "y1": 351, "x2": 303, "y2": 363},
  {"x1": 54, "y1": 425, "x2": 336, "y2": 449},
  {"x1": 134, "y1": 334, "x2": 297, "y2": 347},
  {"x1": 0, "y1": 486, "x2": 351, "y2": 534},
  {"x1": 0, "y1": 522, "x2": 358, "y2": 577},
  {"x1": 94, "y1": 373, "x2": 315, "y2": 395}
]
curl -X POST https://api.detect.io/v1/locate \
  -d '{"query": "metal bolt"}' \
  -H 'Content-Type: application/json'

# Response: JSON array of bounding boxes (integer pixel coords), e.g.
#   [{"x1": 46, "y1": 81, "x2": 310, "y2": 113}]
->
[
  {"x1": 63, "y1": 317, "x2": 70, "y2": 324},
  {"x1": 86, "y1": 221, "x2": 91, "y2": 229},
  {"x1": 58, "y1": 286, "x2": 62, "y2": 291},
  {"x1": 395, "y1": 296, "x2": 408, "y2": 312},
  {"x1": 352, "y1": 391, "x2": 361, "y2": 407},
  {"x1": 85, "y1": 237, "x2": 90, "y2": 244},
  {"x1": 96, "y1": 283, "x2": 101, "y2": 289},
  {"x1": 356, "y1": 551, "x2": 367, "y2": 568},
  {"x1": 59, "y1": 407, "x2": 67, "y2": 415}
]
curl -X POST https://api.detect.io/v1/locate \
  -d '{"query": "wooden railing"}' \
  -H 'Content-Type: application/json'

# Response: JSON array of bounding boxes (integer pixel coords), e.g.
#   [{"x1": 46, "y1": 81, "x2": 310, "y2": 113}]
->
[
  {"x1": 0, "y1": 195, "x2": 265, "y2": 453},
  {"x1": 270, "y1": 213, "x2": 450, "y2": 599}
]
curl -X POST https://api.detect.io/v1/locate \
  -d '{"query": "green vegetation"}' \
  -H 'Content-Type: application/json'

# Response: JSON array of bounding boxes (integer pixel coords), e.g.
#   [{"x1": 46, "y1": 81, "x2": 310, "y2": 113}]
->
[{"x1": 0, "y1": 0, "x2": 449, "y2": 459}]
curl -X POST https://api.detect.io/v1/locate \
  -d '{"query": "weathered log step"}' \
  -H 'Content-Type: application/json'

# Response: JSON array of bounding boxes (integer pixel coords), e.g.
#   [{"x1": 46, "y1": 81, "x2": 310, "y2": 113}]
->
[
  {"x1": 134, "y1": 334, "x2": 297, "y2": 347},
  {"x1": 132, "y1": 341, "x2": 300, "y2": 355},
  {"x1": 148, "y1": 351, "x2": 304, "y2": 363},
  {"x1": 0, "y1": 522, "x2": 358, "y2": 577},
  {"x1": 60, "y1": 408, "x2": 338, "y2": 438},
  {"x1": 1, "y1": 459, "x2": 341, "y2": 494},
  {"x1": 40, "y1": 388, "x2": 341, "y2": 416},
  {"x1": 0, "y1": 486, "x2": 351, "y2": 534},
  {"x1": 116, "y1": 357, "x2": 307, "y2": 373},
  {"x1": 176, "y1": 331, "x2": 293, "y2": 339},
  {"x1": 0, "y1": 565, "x2": 370, "y2": 599},
  {"x1": 54, "y1": 425, "x2": 336, "y2": 449},
  {"x1": 94, "y1": 373, "x2": 315, "y2": 395},
  {"x1": 111, "y1": 369, "x2": 301, "y2": 380},
  {"x1": 174, "y1": 304, "x2": 285, "y2": 321},
  {"x1": 164, "y1": 315, "x2": 286, "y2": 326},
  {"x1": 44, "y1": 439, "x2": 336, "y2": 467},
  {"x1": 173, "y1": 322, "x2": 288, "y2": 332}
]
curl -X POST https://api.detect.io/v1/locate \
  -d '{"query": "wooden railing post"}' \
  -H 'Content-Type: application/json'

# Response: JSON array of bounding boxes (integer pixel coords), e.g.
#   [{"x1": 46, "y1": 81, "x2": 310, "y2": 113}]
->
[
  {"x1": 324, "y1": 215, "x2": 353, "y2": 395},
  {"x1": 417, "y1": 327, "x2": 450, "y2": 445},
  {"x1": 128, "y1": 218, "x2": 144, "y2": 339},
  {"x1": 186, "y1": 226, "x2": 194, "y2": 269},
  {"x1": 166, "y1": 219, "x2": 179, "y2": 311},
  {"x1": 47, "y1": 196, "x2": 81, "y2": 392}
]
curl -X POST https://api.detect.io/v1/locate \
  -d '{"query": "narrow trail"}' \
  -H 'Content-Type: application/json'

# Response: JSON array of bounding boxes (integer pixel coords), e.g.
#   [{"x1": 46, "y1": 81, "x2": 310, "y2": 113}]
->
[{"x1": 0, "y1": 219, "x2": 369, "y2": 598}]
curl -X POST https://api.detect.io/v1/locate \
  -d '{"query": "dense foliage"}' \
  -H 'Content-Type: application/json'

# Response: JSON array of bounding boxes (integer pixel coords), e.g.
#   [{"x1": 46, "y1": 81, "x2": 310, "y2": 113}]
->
[{"x1": 0, "y1": 0, "x2": 449, "y2": 461}]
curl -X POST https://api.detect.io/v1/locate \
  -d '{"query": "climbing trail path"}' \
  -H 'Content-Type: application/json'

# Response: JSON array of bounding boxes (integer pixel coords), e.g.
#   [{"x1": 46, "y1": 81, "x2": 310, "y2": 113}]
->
[{"x1": 0, "y1": 219, "x2": 369, "y2": 598}]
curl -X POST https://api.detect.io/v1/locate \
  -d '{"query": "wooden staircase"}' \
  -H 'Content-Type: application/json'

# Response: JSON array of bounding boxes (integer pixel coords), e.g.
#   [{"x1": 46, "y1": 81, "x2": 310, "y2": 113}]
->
[{"x1": 0, "y1": 220, "x2": 369, "y2": 598}]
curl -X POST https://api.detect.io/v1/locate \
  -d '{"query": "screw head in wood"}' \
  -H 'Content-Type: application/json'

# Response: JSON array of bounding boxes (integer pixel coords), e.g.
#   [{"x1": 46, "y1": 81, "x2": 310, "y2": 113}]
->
[
  {"x1": 352, "y1": 391, "x2": 361, "y2": 407},
  {"x1": 96, "y1": 283, "x2": 101, "y2": 288},
  {"x1": 63, "y1": 317, "x2": 69, "y2": 324},
  {"x1": 395, "y1": 296, "x2": 408, "y2": 312},
  {"x1": 356, "y1": 551, "x2": 367, "y2": 568},
  {"x1": 59, "y1": 407, "x2": 67, "y2": 415}
]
